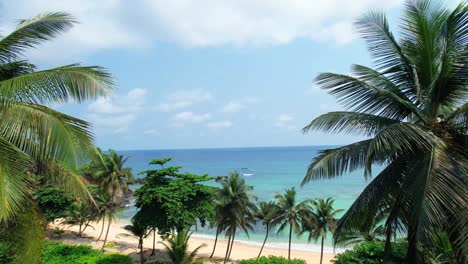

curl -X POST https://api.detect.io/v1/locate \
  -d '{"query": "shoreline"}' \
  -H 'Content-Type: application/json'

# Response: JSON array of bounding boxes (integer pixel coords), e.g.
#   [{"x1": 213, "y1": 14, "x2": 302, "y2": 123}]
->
[{"x1": 53, "y1": 220, "x2": 338, "y2": 263}]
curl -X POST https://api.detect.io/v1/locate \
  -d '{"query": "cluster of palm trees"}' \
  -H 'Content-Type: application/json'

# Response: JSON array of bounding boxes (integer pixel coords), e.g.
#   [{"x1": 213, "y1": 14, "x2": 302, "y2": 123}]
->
[{"x1": 210, "y1": 172, "x2": 343, "y2": 264}]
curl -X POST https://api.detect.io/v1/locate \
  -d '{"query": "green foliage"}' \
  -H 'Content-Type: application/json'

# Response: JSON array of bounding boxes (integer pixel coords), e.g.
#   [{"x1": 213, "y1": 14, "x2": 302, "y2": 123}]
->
[
  {"x1": 160, "y1": 229, "x2": 205, "y2": 264},
  {"x1": 134, "y1": 158, "x2": 217, "y2": 235},
  {"x1": 0, "y1": 240, "x2": 13, "y2": 264},
  {"x1": 40, "y1": 242, "x2": 131, "y2": 264},
  {"x1": 332, "y1": 241, "x2": 407, "y2": 264},
  {"x1": 239, "y1": 256, "x2": 306, "y2": 264},
  {"x1": 301, "y1": 0, "x2": 468, "y2": 260},
  {"x1": 34, "y1": 186, "x2": 74, "y2": 223}
]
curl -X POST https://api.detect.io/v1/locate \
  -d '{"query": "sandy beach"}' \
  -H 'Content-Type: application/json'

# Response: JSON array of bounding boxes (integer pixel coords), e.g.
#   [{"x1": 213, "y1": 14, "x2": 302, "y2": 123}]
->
[{"x1": 52, "y1": 220, "x2": 337, "y2": 263}]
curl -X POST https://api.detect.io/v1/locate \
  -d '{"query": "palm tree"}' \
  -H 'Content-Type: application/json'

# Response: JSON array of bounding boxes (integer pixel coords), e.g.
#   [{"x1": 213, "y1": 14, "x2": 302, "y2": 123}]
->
[
  {"x1": 90, "y1": 149, "x2": 134, "y2": 252},
  {"x1": 302, "y1": 198, "x2": 343, "y2": 264},
  {"x1": 275, "y1": 188, "x2": 311, "y2": 260},
  {"x1": 65, "y1": 202, "x2": 94, "y2": 237},
  {"x1": 160, "y1": 229, "x2": 206, "y2": 264},
  {"x1": 118, "y1": 222, "x2": 150, "y2": 264},
  {"x1": 217, "y1": 171, "x2": 256, "y2": 263},
  {"x1": 209, "y1": 200, "x2": 227, "y2": 258},
  {"x1": 254, "y1": 201, "x2": 279, "y2": 259},
  {"x1": 301, "y1": 1, "x2": 467, "y2": 262},
  {"x1": 0, "y1": 12, "x2": 112, "y2": 262}
]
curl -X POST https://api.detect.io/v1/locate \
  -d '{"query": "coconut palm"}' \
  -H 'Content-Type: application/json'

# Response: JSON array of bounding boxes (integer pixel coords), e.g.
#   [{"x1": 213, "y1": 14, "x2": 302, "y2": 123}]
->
[
  {"x1": 90, "y1": 149, "x2": 133, "y2": 252},
  {"x1": 119, "y1": 221, "x2": 150, "y2": 264},
  {"x1": 301, "y1": 1, "x2": 467, "y2": 262},
  {"x1": 0, "y1": 12, "x2": 112, "y2": 262},
  {"x1": 65, "y1": 202, "x2": 94, "y2": 237},
  {"x1": 217, "y1": 171, "x2": 256, "y2": 263},
  {"x1": 275, "y1": 188, "x2": 311, "y2": 260},
  {"x1": 302, "y1": 198, "x2": 343, "y2": 264},
  {"x1": 254, "y1": 201, "x2": 279, "y2": 259},
  {"x1": 209, "y1": 200, "x2": 228, "y2": 258},
  {"x1": 160, "y1": 229, "x2": 206, "y2": 264}
]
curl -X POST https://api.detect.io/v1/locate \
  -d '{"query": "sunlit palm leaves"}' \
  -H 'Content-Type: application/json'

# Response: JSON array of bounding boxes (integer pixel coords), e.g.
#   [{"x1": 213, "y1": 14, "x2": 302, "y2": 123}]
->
[
  {"x1": 301, "y1": 1, "x2": 467, "y2": 262},
  {"x1": 0, "y1": 12, "x2": 112, "y2": 263}
]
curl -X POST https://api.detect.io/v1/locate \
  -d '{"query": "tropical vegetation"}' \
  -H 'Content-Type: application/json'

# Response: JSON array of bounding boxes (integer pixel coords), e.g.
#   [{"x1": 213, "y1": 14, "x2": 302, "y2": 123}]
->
[
  {"x1": 239, "y1": 256, "x2": 307, "y2": 264},
  {"x1": 160, "y1": 229, "x2": 205, "y2": 264},
  {"x1": 301, "y1": 0, "x2": 467, "y2": 262},
  {"x1": 40, "y1": 242, "x2": 131, "y2": 264},
  {"x1": 0, "y1": 11, "x2": 112, "y2": 263}
]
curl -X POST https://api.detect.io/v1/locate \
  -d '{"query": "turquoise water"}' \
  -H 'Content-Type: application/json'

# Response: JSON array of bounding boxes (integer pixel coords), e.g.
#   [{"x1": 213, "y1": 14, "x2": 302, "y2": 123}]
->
[{"x1": 118, "y1": 146, "x2": 375, "y2": 249}]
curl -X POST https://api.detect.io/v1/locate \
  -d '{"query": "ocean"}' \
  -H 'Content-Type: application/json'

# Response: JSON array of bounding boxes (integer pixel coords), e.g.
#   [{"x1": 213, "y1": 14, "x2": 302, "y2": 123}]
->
[{"x1": 117, "y1": 146, "x2": 374, "y2": 251}]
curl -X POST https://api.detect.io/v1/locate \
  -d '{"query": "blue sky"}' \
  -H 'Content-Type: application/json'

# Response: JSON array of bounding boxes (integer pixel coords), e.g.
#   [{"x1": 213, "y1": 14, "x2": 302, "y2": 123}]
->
[{"x1": 2, "y1": 0, "x2": 460, "y2": 149}]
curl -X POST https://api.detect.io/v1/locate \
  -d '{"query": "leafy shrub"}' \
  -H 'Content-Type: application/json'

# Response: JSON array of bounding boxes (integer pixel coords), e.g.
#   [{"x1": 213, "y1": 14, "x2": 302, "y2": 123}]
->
[
  {"x1": 95, "y1": 253, "x2": 132, "y2": 264},
  {"x1": 0, "y1": 241, "x2": 13, "y2": 264},
  {"x1": 332, "y1": 241, "x2": 406, "y2": 264},
  {"x1": 239, "y1": 256, "x2": 307, "y2": 264},
  {"x1": 40, "y1": 242, "x2": 131, "y2": 264}
]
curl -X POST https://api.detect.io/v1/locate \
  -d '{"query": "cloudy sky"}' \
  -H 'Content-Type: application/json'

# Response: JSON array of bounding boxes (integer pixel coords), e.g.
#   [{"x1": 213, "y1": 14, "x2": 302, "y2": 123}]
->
[{"x1": 1, "y1": 0, "x2": 459, "y2": 150}]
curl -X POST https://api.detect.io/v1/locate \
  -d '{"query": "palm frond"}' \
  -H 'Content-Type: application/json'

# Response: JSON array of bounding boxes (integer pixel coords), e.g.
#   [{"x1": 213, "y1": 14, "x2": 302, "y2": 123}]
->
[
  {"x1": 302, "y1": 140, "x2": 371, "y2": 185},
  {"x1": 428, "y1": 2, "x2": 468, "y2": 110},
  {"x1": 0, "y1": 136, "x2": 31, "y2": 222},
  {"x1": 0, "y1": 64, "x2": 113, "y2": 105},
  {"x1": 355, "y1": 11, "x2": 417, "y2": 99},
  {"x1": 0, "y1": 103, "x2": 95, "y2": 166},
  {"x1": 303, "y1": 111, "x2": 399, "y2": 136},
  {"x1": 315, "y1": 72, "x2": 425, "y2": 121},
  {"x1": 0, "y1": 12, "x2": 75, "y2": 61},
  {"x1": 365, "y1": 123, "x2": 442, "y2": 175}
]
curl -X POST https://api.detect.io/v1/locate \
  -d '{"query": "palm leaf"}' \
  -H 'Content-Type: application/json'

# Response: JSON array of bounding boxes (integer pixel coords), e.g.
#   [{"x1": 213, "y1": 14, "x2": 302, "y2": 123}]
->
[
  {"x1": 0, "y1": 136, "x2": 31, "y2": 222},
  {"x1": 0, "y1": 102, "x2": 95, "y2": 166},
  {"x1": 302, "y1": 140, "x2": 371, "y2": 184},
  {"x1": 0, "y1": 64, "x2": 113, "y2": 105},
  {"x1": 0, "y1": 12, "x2": 75, "y2": 61},
  {"x1": 303, "y1": 111, "x2": 399, "y2": 136},
  {"x1": 315, "y1": 72, "x2": 425, "y2": 121}
]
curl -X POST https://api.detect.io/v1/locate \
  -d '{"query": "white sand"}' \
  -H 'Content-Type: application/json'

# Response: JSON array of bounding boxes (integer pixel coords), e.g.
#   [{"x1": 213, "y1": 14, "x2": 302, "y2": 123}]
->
[{"x1": 52, "y1": 220, "x2": 337, "y2": 263}]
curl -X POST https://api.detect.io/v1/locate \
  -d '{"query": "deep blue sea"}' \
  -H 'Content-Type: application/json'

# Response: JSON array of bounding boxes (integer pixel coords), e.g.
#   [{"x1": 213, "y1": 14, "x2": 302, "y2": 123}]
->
[{"x1": 117, "y1": 146, "x2": 374, "y2": 250}]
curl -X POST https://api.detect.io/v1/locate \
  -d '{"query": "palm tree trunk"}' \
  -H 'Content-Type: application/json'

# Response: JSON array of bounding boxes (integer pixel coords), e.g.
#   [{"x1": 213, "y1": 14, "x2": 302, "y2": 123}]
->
[
  {"x1": 288, "y1": 224, "x2": 292, "y2": 260},
  {"x1": 319, "y1": 235, "x2": 324, "y2": 264},
  {"x1": 96, "y1": 215, "x2": 105, "y2": 241},
  {"x1": 139, "y1": 238, "x2": 144, "y2": 264},
  {"x1": 81, "y1": 219, "x2": 91, "y2": 235},
  {"x1": 257, "y1": 225, "x2": 269, "y2": 259},
  {"x1": 100, "y1": 212, "x2": 112, "y2": 253},
  {"x1": 224, "y1": 232, "x2": 232, "y2": 263},
  {"x1": 151, "y1": 228, "x2": 156, "y2": 255},
  {"x1": 101, "y1": 187, "x2": 115, "y2": 253},
  {"x1": 227, "y1": 228, "x2": 236, "y2": 260},
  {"x1": 406, "y1": 224, "x2": 420, "y2": 264},
  {"x1": 210, "y1": 227, "x2": 220, "y2": 258},
  {"x1": 78, "y1": 223, "x2": 82, "y2": 236}
]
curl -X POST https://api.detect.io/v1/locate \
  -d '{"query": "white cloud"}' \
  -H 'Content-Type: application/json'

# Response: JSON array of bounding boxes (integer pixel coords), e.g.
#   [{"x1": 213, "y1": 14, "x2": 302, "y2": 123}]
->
[
  {"x1": 143, "y1": 129, "x2": 159, "y2": 135},
  {"x1": 222, "y1": 101, "x2": 245, "y2": 113},
  {"x1": 173, "y1": 111, "x2": 212, "y2": 124},
  {"x1": 3, "y1": 0, "x2": 403, "y2": 63},
  {"x1": 158, "y1": 89, "x2": 213, "y2": 112},
  {"x1": 87, "y1": 88, "x2": 147, "y2": 133},
  {"x1": 275, "y1": 113, "x2": 296, "y2": 130},
  {"x1": 207, "y1": 120, "x2": 233, "y2": 129}
]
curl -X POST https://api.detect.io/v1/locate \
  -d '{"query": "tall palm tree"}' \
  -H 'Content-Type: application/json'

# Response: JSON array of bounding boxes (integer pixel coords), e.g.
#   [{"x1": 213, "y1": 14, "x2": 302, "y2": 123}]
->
[
  {"x1": 118, "y1": 222, "x2": 150, "y2": 264},
  {"x1": 0, "y1": 12, "x2": 112, "y2": 263},
  {"x1": 254, "y1": 201, "x2": 279, "y2": 259},
  {"x1": 302, "y1": 198, "x2": 343, "y2": 264},
  {"x1": 90, "y1": 149, "x2": 134, "y2": 252},
  {"x1": 217, "y1": 171, "x2": 256, "y2": 263},
  {"x1": 160, "y1": 229, "x2": 205, "y2": 264},
  {"x1": 275, "y1": 188, "x2": 311, "y2": 260},
  {"x1": 301, "y1": 1, "x2": 467, "y2": 262}
]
